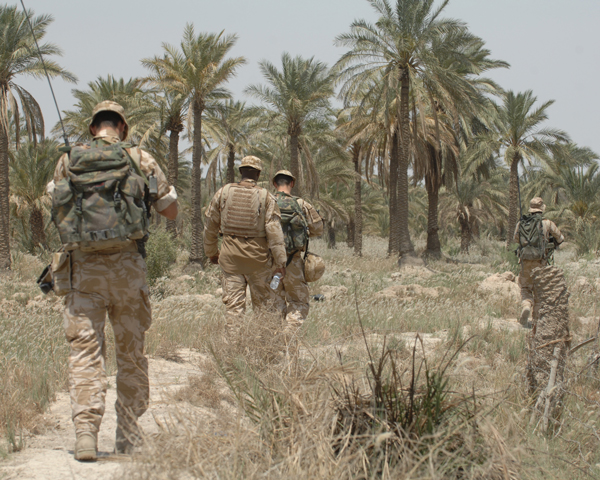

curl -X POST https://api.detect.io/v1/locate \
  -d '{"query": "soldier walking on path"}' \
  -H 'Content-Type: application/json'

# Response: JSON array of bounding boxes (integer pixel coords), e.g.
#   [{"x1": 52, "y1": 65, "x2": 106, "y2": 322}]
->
[
  {"x1": 48, "y1": 101, "x2": 178, "y2": 460},
  {"x1": 203, "y1": 156, "x2": 287, "y2": 336},
  {"x1": 271, "y1": 170, "x2": 323, "y2": 333},
  {"x1": 514, "y1": 197, "x2": 564, "y2": 328}
]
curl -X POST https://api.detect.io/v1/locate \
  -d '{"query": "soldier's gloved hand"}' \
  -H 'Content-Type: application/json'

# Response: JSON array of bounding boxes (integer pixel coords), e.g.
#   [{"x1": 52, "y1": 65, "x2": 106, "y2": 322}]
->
[
  {"x1": 274, "y1": 267, "x2": 286, "y2": 279},
  {"x1": 209, "y1": 254, "x2": 219, "y2": 265}
]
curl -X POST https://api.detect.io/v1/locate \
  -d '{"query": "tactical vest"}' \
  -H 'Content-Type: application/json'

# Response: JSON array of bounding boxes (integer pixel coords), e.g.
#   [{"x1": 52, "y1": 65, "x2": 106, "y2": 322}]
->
[
  {"x1": 275, "y1": 192, "x2": 309, "y2": 255},
  {"x1": 220, "y1": 182, "x2": 268, "y2": 238},
  {"x1": 51, "y1": 141, "x2": 149, "y2": 251},
  {"x1": 517, "y1": 213, "x2": 547, "y2": 261}
]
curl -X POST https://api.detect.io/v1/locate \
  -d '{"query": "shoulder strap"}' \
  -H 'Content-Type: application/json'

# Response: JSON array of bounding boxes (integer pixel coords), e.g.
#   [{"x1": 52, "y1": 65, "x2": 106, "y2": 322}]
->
[
  {"x1": 258, "y1": 187, "x2": 268, "y2": 213},
  {"x1": 123, "y1": 146, "x2": 149, "y2": 186}
]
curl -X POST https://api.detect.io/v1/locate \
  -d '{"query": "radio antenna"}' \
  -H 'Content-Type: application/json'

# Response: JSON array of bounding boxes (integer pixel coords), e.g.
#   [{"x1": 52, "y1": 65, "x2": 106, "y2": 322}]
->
[{"x1": 19, "y1": 0, "x2": 69, "y2": 147}]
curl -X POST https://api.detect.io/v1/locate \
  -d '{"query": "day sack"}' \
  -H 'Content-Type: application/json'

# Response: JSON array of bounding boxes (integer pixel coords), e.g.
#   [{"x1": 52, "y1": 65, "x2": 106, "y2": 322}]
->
[
  {"x1": 518, "y1": 213, "x2": 546, "y2": 261},
  {"x1": 51, "y1": 142, "x2": 149, "y2": 250}
]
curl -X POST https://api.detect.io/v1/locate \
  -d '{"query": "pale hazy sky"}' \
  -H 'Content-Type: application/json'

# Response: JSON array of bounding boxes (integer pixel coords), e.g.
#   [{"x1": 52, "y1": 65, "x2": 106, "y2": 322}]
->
[{"x1": 17, "y1": 0, "x2": 600, "y2": 155}]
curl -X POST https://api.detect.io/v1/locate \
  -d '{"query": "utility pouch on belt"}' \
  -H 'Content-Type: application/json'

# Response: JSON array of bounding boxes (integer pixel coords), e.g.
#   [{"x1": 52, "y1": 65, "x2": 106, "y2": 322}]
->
[
  {"x1": 51, "y1": 251, "x2": 72, "y2": 296},
  {"x1": 36, "y1": 264, "x2": 53, "y2": 294}
]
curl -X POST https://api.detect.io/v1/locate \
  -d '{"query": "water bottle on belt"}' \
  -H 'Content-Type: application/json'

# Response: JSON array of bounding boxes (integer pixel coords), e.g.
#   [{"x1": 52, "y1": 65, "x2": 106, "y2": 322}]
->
[{"x1": 270, "y1": 273, "x2": 282, "y2": 290}]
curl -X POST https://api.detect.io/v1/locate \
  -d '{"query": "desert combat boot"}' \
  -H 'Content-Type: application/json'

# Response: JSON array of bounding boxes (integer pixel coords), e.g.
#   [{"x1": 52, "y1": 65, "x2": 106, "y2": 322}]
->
[
  {"x1": 115, "y1": 420, "x2": 142, "y2": 454},
  {"x1": 520, "y1": 304, "x2": 532, "y2": 329},
  {"x1": 74, "y1": 431, "x2": 97, "y2": 461}
]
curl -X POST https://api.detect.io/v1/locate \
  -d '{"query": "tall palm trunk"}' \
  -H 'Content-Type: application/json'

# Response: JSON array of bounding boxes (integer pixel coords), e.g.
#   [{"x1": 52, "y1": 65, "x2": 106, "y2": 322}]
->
[
  {"x1": 458, "y1": 207, "x2": 471, "y2": 253},
  {"x1": 388, "y1": 128, "x2": 399, "y2": 255},
  {"x1": 226, "y1": 143, "x2": 235, "y2": 184},
  {"x1": 30, "y1": 204, "x2": 46, "y2": 249},
  {"x1": 506, "y1": 156, "x2": 520, "y2": 249},
  {"x1": 425, "y1": 180, "x2": 441, "y2": 258},
  {"x1": 327, "y1": 220, "x2": 336, "y2": 249},
  {"x1": 353, "y1": 144, "x2": 362, "y2": 257},
  {"x1": 166, "y1": 126, "x2": 181, "y2": 236},
  {"x1": 398, "y1": 69, "x2": 414, "y2": 257},
  {"x1": 347, "y1": 220, "x2": 354, "y2": 248},
  {"x1": 0, "y1": 103, "x2": 10, "y2": 270},
  {"x1": 290, "y1": 127, "x2": 301, "y2": 196},
  {"x1": 189, "y1": 98, "x2": 205, "y2": 266}
]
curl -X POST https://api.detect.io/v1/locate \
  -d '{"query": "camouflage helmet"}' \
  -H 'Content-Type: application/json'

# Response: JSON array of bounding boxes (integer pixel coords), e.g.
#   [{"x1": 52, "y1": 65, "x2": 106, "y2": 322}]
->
[
  {"x1": 273, "y1": 169, "x2": 296, "y2": 184},
  {"x1": 528, "y1": 197, "x2": 546, "y2": 214},
  {"x1": 304, "y1": 252, "x2": 325, "y2": 283},
  {"x1": 88, "y1": 101, "x2": 129, "y2": 140},
  {"x1": 239, "y1": 155, "x2": 263, "y2": 172}
]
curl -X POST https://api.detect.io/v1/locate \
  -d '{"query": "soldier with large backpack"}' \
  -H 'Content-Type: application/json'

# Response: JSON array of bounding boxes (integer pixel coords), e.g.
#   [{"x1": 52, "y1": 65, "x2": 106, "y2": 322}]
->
[
  {"x1": 203, "y1": 156, "x2": 287, "y2": 336},
  {"x1": 47, "y1": 101, "x2": 178, "y2": 461},
  {"x1": 513, "y1": 197, "x2": 564, "y2": 328},
  {"x1": 271, "y1": 170, "x2": 323, "y2": 334}
]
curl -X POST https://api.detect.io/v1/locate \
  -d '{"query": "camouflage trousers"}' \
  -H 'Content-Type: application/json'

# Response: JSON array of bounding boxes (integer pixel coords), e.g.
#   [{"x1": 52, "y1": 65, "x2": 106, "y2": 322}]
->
[
  {"x1": 221, "y1": 264, "x2": 281, "y2": 335},
  {"x1": 273, "y1": 253, "x2": 309, "y2": 331},
  {"x1": 519, "y1": 259, "x2": 546, "y2": 319},
  {"x1": 63, "y1": 246, "x2": 151, "y2": 435}
]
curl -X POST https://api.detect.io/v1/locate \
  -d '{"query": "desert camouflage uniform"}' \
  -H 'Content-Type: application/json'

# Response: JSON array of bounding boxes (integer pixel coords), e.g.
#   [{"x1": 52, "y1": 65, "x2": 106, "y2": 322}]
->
[
  {"x1": 204, "y1": 179, "x2": 286, "y2": 334},
  {"x1": 52, "y1": 131, "x2": 177, "y2": 436},
  {"x1": 513, "y1": 218, "x2": 564, "y2": 319},
  {"x1": 273, "y1": 197, "x2": 323, "y2": 330}
]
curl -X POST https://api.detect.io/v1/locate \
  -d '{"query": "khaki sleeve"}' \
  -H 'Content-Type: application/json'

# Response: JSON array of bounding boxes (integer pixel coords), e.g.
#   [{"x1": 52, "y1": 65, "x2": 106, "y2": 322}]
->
[
  {"x1": 300, "y1": 199, "x2": 324, "y2": 237},
  {"x1": 53, "y1": 153, "x2": 70, "y2": 183},
  {"x1": 545, "y1": 220, "x2": 564, "y2": 244},
  {"x1": 46, "y1": 153, "x2": 70, "y2": 196},
  {"x1": 203, "y1": 189, "x2": 223, "y2": 259},
  {"x1": 134, "y1": 148, "x2": 177, "y2": 212},
  {"x1": 264, "y1": 193, "x2": 287, "y2": 268}
]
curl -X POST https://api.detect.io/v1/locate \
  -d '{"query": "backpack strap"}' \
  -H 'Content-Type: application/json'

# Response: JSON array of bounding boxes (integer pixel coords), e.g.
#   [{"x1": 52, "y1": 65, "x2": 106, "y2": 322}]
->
[{"x1": 123, "y1": 146, "x2": 149, "y2": 186}]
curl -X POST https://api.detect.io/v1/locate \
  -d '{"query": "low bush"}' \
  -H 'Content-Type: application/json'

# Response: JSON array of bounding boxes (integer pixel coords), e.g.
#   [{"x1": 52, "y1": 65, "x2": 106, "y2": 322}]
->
[{"x1": 145, "y1": 227, "x2": 178, "y2": 284}]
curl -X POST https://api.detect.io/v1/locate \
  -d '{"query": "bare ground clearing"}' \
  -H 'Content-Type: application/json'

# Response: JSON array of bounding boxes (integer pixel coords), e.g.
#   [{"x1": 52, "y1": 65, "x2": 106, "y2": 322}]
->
[{"x1": 0, "y1": 349, "x2": 213, "y2": 480}]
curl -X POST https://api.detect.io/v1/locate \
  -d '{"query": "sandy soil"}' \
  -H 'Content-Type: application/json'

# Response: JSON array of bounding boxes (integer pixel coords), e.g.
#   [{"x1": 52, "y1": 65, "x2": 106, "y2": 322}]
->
[{"x1": 0, "y1": 349, "x2": 206, "y2": 480}]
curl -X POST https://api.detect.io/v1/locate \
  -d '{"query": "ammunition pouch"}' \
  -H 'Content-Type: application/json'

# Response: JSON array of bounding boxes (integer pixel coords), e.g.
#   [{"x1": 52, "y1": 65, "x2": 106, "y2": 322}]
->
[
  {"x1": 36, "y1": 265, "x2": 53, "y2": 295},
  {"x1": 51, "y1": 251, "x2": 72, "y2": 296},
  {"x1": 136, "y1": 234, "x2": 149, "y2": 259}
]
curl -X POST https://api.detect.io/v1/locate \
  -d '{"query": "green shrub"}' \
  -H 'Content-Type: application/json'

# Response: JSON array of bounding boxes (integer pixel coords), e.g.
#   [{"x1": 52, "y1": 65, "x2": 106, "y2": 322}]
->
[
  {"x1": 573, "y1": 219, "x2": 600, "y2": 257},
  {"x1": 145, "y1": 227, "x2": 177, "y2": 284}
]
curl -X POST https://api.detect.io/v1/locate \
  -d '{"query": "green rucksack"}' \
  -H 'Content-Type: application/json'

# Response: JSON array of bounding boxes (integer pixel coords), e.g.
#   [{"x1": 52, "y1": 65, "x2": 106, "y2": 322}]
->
[
  {"x1": 517, "y1": 213, "x2": 547, "y2": 261},
  {"x1": 51, "y1": 142, "x2": 150, "y2": 249},
  {"x1": 275, "y1": 192, "x2": 309, "y2": 257}
]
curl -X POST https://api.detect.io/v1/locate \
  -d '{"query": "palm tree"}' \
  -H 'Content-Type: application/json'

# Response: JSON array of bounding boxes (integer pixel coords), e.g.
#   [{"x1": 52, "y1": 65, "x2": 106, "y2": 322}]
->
[
  {"x1": 9, "y1": 139, "x2": 58, "y2": 250},
  {"x1": 143, "y1": 25, "x2": 245, "y2": 266},
  {"x1": 0, "y1": 6, "x2": 75, "y2": 269},
  {"x1": 246, "y1": 53, "x2": 335, "y2": 196},
  {"x1": 466, "y1": 90, "x2": 569, "y2": 248},
  {"x1": 203, "y1": 100, "x2": 251, "y2": 185},
  {"x1": 523, "y1": 145, "x2": 600, "y2": 231},
  {"x1": 142, "y1": 61, "x2": 190, "y2": 236},
  {"x1": 441, "y1": 166, "x2": 508, "y2": 253},
  {"x1": 335, "y1": 0, "x2": 503, "y2": 258}
]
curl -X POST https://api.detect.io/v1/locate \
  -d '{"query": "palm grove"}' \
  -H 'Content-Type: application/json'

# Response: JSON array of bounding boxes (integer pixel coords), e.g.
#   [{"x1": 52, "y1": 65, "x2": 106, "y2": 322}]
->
[{"x1": 1, "y1": 0, "x2": 597, "y2": 271}]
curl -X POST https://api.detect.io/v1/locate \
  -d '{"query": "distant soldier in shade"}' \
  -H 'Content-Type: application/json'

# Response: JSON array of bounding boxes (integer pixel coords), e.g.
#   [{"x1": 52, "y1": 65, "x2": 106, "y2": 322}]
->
[
  {"x1": 48, "y1": 101, "x2": 178, "y2": 460},
  {"x1": 203, "y1": 156, "x2": 287, "y2": 335},
  {"x1": 514, "y1": 197, "x2": 564, "y2": 328},
  {"x1": 271, "y1": 170, "x2": 323, "y2": 333}
]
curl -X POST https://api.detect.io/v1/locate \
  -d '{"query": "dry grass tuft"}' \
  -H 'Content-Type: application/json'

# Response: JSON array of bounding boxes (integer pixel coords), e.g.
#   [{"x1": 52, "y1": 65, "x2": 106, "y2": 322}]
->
[{"x1": 173, "y1": 374, "x2": 225, "y2": 409}]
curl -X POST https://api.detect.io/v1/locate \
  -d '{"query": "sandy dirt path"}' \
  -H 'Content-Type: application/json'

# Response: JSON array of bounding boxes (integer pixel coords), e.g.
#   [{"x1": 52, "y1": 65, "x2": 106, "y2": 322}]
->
[{"x1": 0, "y1": 349, "x2": 205, "y2": 480}]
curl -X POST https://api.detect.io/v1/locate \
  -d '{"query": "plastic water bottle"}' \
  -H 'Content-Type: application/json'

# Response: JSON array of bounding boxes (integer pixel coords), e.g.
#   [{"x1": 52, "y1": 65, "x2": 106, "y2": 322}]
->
[{"x1": 270, "y1": 273, "x2": 282, "y2": 290}]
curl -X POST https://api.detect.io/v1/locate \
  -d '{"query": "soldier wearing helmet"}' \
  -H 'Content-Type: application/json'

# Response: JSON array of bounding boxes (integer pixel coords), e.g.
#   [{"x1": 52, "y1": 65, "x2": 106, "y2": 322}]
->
[
  {"x1": 48, "y1": 101, "x2": 178, "y2": 460},
  {"x1": 203, "y1": 156, "x2": 287, "y2": 336},
  {"x1": 272, "y1": 170, "x2": 323, "y2": 334},
  {"x1": 513, "y1": 197, "x2": 564, "y2": 328}
]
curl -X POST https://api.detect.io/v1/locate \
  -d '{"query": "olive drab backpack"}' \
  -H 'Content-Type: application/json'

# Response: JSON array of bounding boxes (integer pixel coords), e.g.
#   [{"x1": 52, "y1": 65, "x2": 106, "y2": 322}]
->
[
  {"x1": 517, "y1": 213, "x2": 547, "y2": 261},
  {"x1": 51, "y1": 142, "x2": 150, "y2": 249},
  {"x1": 275, "y1": 192, "x2": 309, "y2": 258}
]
